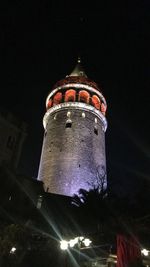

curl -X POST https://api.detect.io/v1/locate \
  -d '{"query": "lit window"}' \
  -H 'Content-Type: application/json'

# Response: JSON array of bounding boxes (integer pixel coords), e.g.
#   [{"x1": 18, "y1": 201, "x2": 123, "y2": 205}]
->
[
  {"x1": 65, "y1": 89, "x2": 76, "y2": 102},
  {"x1": 53, "y1": 92, "x2": 63, "y2": 105},
  {"x1": 78, "y1": 90, "x2": 90, "y2": 104},
  {"x1": 101, "y1": 103, "x2": 107, "y2": 115},
  {"x1": 91, "y1": 95, "x2": 101, "y2": 110},
  {"x1": 46, "y1": 99, "x2": 52, "y2": 109}
]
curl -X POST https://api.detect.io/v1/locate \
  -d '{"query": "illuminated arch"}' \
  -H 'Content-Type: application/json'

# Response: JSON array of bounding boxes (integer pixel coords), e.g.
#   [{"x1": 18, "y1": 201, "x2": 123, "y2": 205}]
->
[
  {"x1": 101, "y1": 103, "x2": 107, "y2": 115},
  {"x1": 91, "y1": 95, "x2": 101, "y2": 110},
  {"x1": 46, "y1": 99, "x2": 53, "y2": 110},
  {"x1": 53, "y1": 92, "x2": 63, "y2": 105},
  {"x1": 78, "y1": 90, "x2": 90, "y2": 104},
  {"x1": 65, "y1": 89, "x2": 76, "y2": 102}
]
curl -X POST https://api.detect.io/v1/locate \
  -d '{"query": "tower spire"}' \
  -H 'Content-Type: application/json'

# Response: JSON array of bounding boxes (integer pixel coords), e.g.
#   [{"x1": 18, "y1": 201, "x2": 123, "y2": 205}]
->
[{"x1": 68, "y1": 56, "x2": 87, "y2": 77}]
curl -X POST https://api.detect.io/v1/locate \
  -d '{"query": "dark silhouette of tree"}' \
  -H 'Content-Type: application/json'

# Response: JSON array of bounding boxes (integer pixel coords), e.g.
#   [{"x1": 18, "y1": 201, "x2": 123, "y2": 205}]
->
[
  {"x1": 71, "y1": 171, "x2": 116, "y2": 245},
  {"x1": 71, "y1": 171, "x2": 150, "y2": 256}
]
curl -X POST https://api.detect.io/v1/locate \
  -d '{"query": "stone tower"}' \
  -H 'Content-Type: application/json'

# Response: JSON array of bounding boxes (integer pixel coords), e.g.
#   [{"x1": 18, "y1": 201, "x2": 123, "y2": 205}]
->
[{"x1": 37, "y1": 59, "x2": 107, "y2": 197}]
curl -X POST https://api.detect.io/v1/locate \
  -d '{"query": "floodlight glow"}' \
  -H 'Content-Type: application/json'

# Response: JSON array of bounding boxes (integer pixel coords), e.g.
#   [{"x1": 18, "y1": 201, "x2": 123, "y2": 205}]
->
[
  {"x1": 74, "y1": 237, "x2": 79, "y2": 244},
  {"x1": 83, "y1": 238, "x2": 92, "y2": 247},
  {"x1": 10, "y1": 247, "x2": 16, "y2": 254},
  {"x1": 60, "y1": 236, "x2": 92, "y2": 251},
  {"x1": 60, "y1": 240, "x2": 68, "y2": 250},
  {"x1": 141, "y1": 248, "x2": 149, "y2": 256},
  {"x1": 69, "y1": 239, "x2": 76, "y2": 247}
]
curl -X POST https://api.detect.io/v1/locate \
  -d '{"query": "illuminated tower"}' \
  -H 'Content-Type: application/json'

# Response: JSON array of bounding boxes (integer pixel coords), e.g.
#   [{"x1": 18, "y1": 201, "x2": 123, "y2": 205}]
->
[{"x1": 37, "y1": 59, "x2": 107, "y2": 197}]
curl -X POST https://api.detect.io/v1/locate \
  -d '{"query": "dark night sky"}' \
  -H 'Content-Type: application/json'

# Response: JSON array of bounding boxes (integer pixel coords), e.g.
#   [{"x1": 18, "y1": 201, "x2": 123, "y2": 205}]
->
[{"x1": 0, "y1": 1, "x2": 149, "y2": 196}]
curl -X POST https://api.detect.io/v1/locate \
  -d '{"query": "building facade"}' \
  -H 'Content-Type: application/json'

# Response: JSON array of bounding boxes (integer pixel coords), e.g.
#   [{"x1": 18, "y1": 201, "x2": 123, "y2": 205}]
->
[
  {"x1": 38, "y1": 59, "x2": 107, "y2": 196},
  {"x1": 0, "y1": 108, "x2": 27, "y2": 170}
]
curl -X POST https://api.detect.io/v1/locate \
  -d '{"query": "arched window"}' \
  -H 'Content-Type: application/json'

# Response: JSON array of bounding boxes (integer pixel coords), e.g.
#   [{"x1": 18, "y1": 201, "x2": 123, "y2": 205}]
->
[
  {"x1": 78, "y1": 90, "x2": 90, "y2": 104},
  {"x1": 91, "y1": 95, "x2": 101, "y2": 110},
  {"x1": 101, "y1": 103, "x2": 107, "y2": 115},
  {"x1": 65, "y1": 89, "x2": 76, "y2": 102},
  {"x1": 46, "y1": 99, "x2": 52, "y2": 110},
  {"x1": 53, "y1": 92, "x2": 63, "y2": 105},
  {"x1": 65, "y1": 119, "x2": 72, "y2": 128}
]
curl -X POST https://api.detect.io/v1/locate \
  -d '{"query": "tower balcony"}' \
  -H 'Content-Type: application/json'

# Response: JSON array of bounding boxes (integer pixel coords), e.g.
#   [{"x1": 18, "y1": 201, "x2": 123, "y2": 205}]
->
[
  {"x1": 45, "y1": 83, "x2": 107, "y2": 118},
  {"x1": 43, "y1": 83, "x2": 107, "y2": 131}
]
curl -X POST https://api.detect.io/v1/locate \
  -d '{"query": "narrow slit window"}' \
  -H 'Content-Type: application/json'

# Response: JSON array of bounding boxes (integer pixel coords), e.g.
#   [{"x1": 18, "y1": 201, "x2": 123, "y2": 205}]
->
[{"x1": 94, "y1": 127, "x2": 98, "y2": 135}]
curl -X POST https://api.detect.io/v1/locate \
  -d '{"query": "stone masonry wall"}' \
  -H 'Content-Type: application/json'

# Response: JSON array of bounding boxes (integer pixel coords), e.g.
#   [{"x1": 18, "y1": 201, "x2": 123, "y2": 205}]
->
[{"x1": 38, "y1": 108, "x2": 106, "y2": 196}]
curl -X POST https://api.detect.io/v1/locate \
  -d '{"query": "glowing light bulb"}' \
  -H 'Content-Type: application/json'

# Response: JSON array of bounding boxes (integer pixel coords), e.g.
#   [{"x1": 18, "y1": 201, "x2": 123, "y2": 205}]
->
[
  {"x1": 10, "y1": 247, "x2": 16, "y2": 254},
  {"x1": 83, "y1": 238, "x2": 92, "y2": 247},
  {"x1": 141, "y1": 248, "x2": 149, "y2": 256},
  {"x1": 60, "y1": 240, "x2": 68, "y2": 250}
]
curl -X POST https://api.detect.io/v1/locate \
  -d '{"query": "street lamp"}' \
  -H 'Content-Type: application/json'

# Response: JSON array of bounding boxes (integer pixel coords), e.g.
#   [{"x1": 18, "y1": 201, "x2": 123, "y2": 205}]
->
[
  {"x1": 82, "y1": 238, "x2": 92, "y2": 247},
  {"x1": 60, "y1": 236, "x2": 92, "y2": 266},
  {"x1": 60, "y1": 240, "x2": 69, "y2": 250},
  {"x1": 60, "y1": 236, "x2": 92, "y2": 251},
  {"x1": 141, "y1": 248, "x2": 149, "y2": 256},
  {"x1": 10, "y1": 247, "x2": 16, "y2": 254}
]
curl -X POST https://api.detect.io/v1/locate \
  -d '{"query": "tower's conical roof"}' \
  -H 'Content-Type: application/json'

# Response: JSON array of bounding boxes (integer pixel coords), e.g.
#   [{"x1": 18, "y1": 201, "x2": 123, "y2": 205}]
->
[
  {"x1": 68, "y1": 57, "x2": 87, "y2": 78},
  {"x1": 52, "y1": 58, "x2": 101, "y2": 92}
]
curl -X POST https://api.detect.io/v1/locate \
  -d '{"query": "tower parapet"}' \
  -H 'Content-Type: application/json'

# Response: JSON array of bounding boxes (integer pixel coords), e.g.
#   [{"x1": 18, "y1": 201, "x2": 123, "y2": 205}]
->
[{"x1": 38, "y1": 59, "x2": 107, "y2": 196}]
